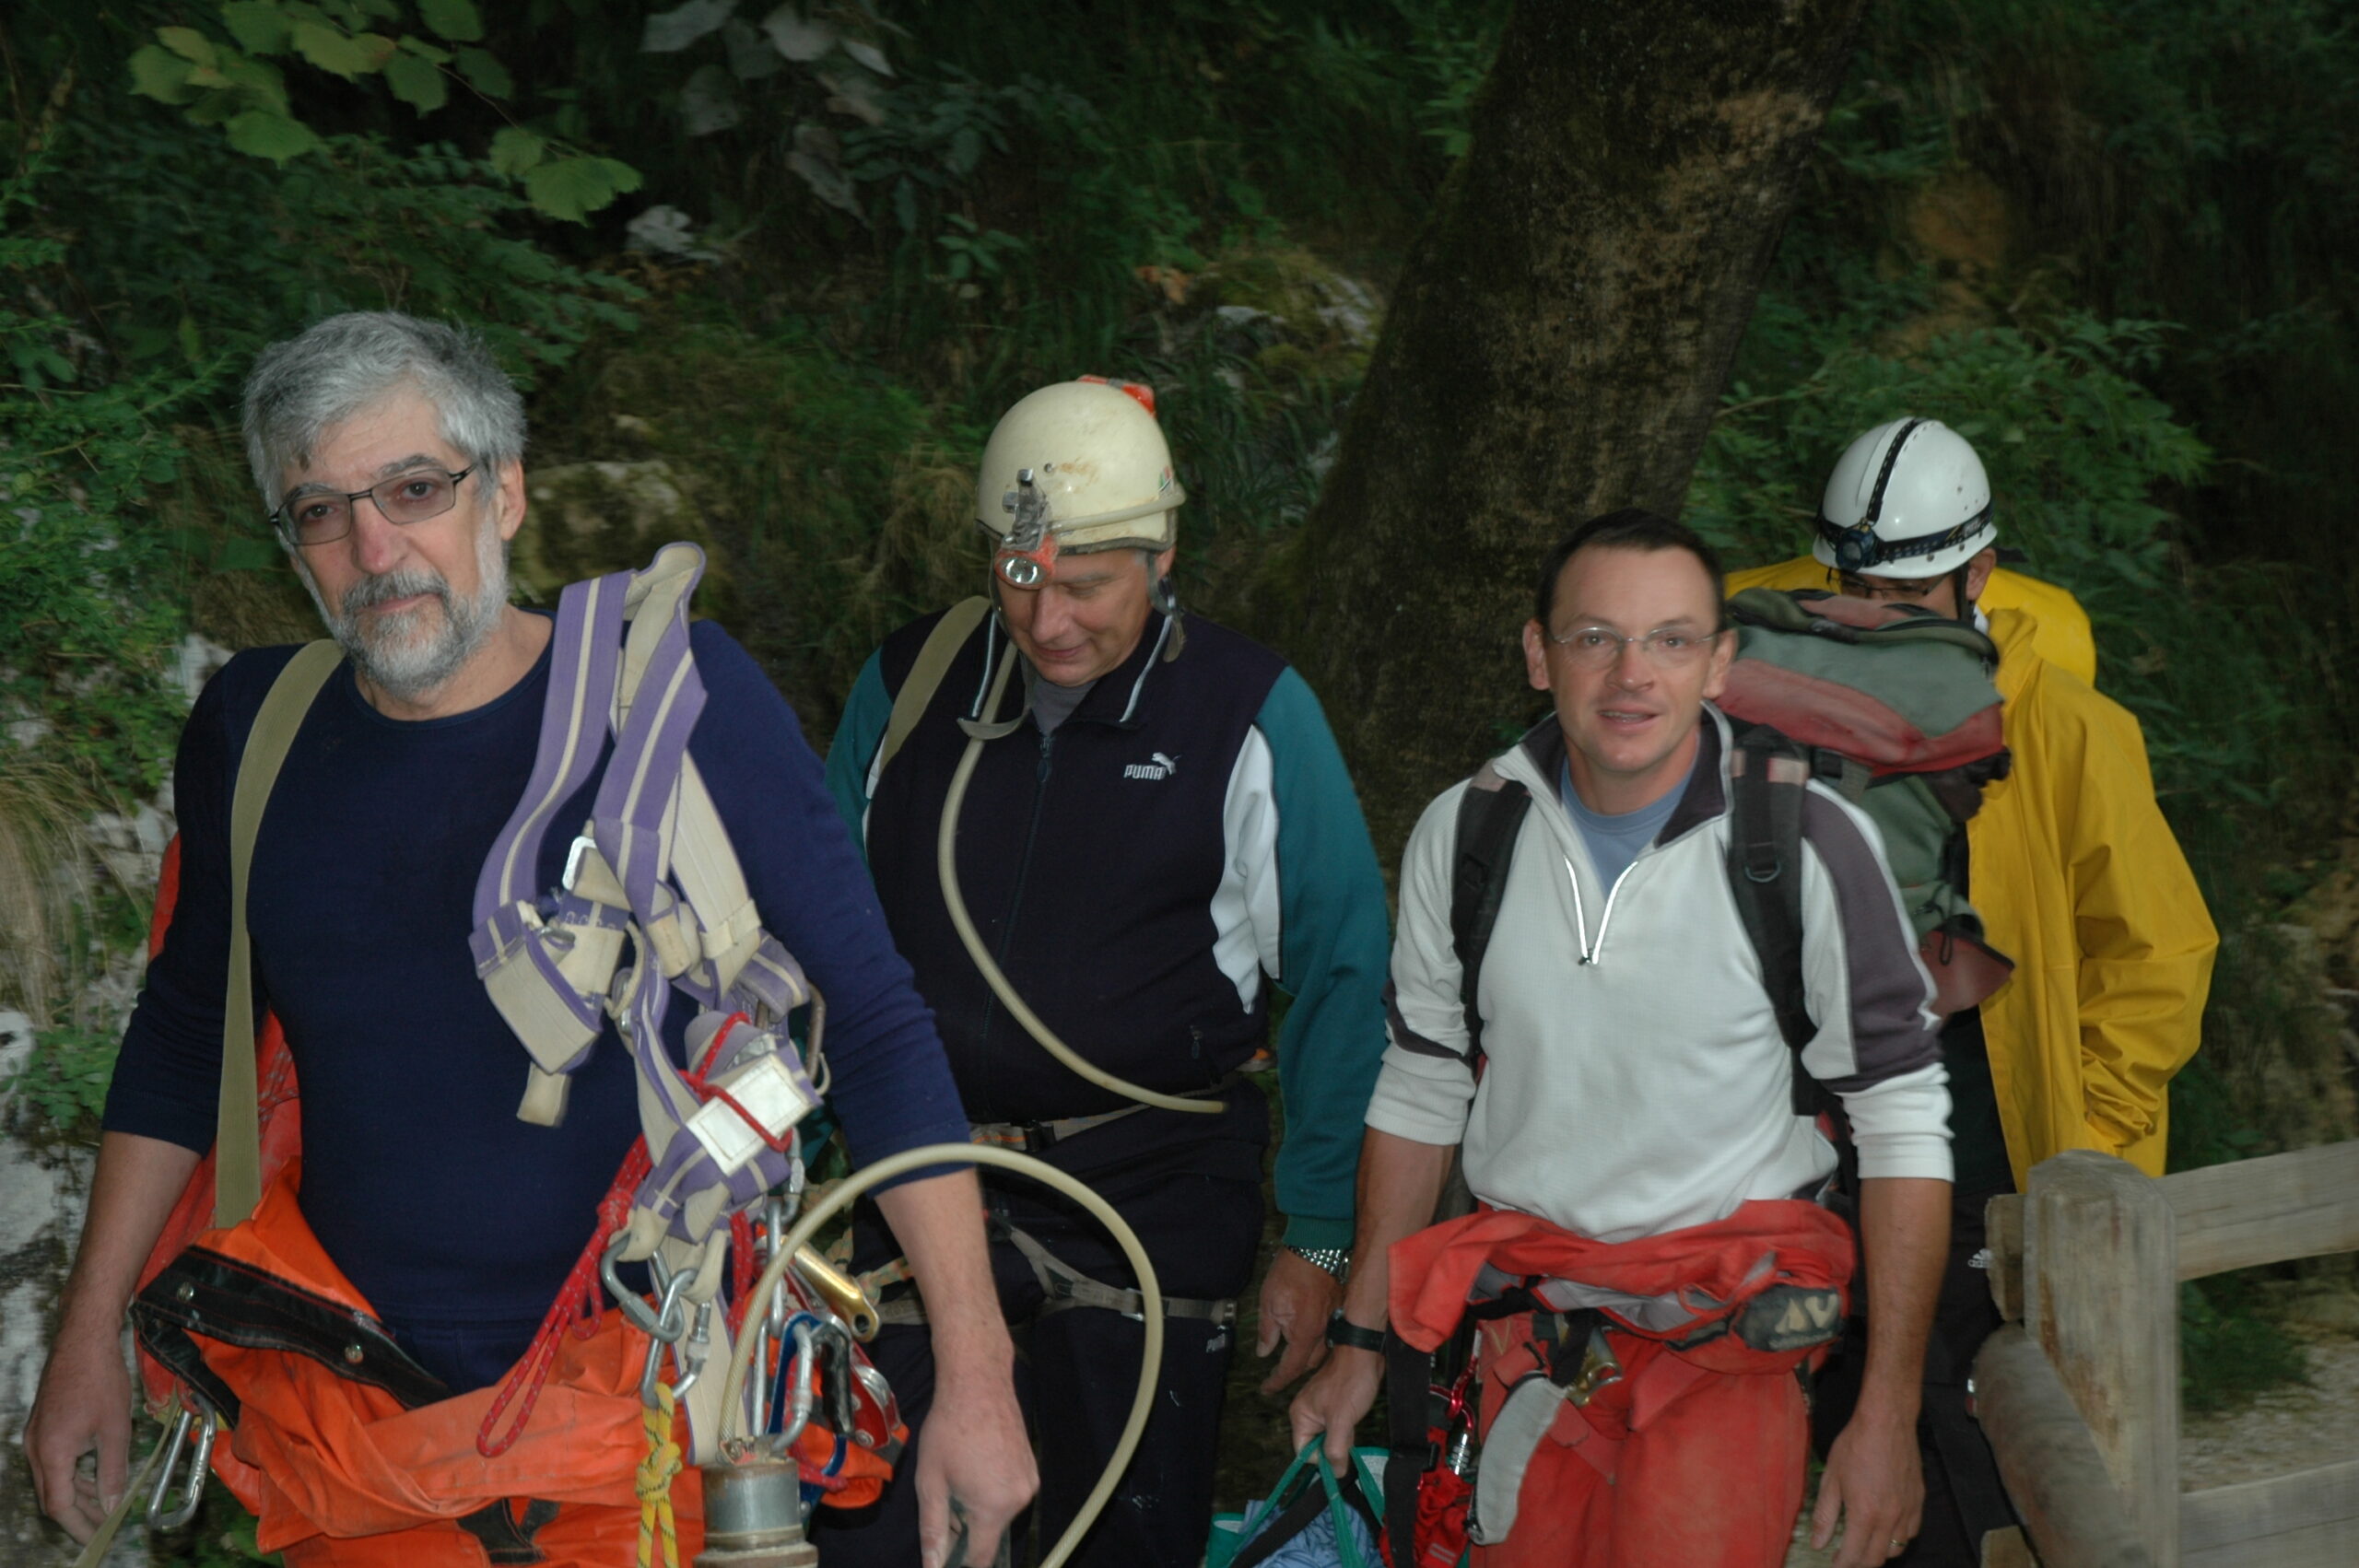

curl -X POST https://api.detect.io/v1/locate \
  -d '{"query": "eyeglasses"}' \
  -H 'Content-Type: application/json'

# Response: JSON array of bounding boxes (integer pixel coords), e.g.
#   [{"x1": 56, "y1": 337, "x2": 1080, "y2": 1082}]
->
[
  {"x1": 271, "y1": 465, "x2": 475, "y2": 547},
  {"x1": 1833, "y1": 570, "x2": 1940, "y2": 605},
  {"x1": 1546, "y1": 624, "x2": 1720, "y2": 670}
]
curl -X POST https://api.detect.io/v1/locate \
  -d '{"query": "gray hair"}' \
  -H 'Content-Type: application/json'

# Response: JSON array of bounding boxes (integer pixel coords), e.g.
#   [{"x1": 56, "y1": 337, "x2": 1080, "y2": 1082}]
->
[{"x1": 241, "y1": 311, "x2": 525, "y2": 509}]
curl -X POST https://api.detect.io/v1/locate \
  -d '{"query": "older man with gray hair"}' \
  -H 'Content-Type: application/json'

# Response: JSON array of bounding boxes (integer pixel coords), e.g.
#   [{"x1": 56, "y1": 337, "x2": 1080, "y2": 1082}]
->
[{"x1": 25, "y1": 311, "x2": 1033, "y2": 1567}]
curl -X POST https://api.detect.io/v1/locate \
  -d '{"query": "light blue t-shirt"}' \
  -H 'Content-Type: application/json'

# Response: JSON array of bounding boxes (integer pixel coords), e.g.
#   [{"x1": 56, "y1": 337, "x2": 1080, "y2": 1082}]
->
[{"x1": 1559, "y1": 752, "x2": 1696, "y2": 889}]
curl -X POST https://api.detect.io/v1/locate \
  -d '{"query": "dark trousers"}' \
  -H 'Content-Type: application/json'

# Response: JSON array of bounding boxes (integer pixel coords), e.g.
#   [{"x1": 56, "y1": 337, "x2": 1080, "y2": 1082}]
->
[
  {"x1": 813, "y1": 1158, "x2": 1262, "y2": 1568},
  {"x1": 1811, "y1": 1184, "x2": 2020, "y2": 1567}
]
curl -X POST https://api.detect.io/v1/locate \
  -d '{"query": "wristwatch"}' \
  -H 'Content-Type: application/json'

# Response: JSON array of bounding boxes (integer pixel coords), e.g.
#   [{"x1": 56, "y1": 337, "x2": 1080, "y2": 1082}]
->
[
  {"x1": 1284, "y1": 1244, "x2": 1350, "y2": 1280},
  {"x1": 1324, "y1": 1313, "x2": 1386, "y2": 1353}
]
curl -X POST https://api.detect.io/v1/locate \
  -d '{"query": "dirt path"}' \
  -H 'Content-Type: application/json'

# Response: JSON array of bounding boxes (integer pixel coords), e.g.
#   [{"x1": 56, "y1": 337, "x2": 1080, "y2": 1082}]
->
[{"x1": 2180, "y1": 1330, "x2": 2359, "y2": 1491}]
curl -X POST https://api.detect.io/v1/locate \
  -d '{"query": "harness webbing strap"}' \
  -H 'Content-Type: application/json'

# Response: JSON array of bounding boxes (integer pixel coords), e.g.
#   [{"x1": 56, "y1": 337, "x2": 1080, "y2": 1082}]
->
[
  {"x1": 1000, "y1": 1218, "x2": 1238, "y2": 1323},
  {"x1": 1449, "y1": 766, "x2": 1532, "y2": 1071},
  {"x1": 874, "y1": 1218, "x2": 1237, "y2": 1328},
  {"x1": 219, "y1": 640, "x2": 342, "y2": 1227},
  {"x1": 1725, "y1": 731, "x2": 1819, "y2": 1115},
  {"x1": 1382, "y1": 1327, "x2": 1431, "y2": 1568},
  {"x1": 468, "y1": 544, "x2": 807, "y2": 1141},
  {"x1": 967, "y1": 1071, "x2": 1239, "y2": 1153},
  {"x1": 874, "y1": 596, "x2": 990, "y2": 781},
  {"x1": 471, "y1": 573, "x2": 631, "y2": 1117},
  {"x1": 475, "y1": 573, "x2": 626, "y2": 925}
]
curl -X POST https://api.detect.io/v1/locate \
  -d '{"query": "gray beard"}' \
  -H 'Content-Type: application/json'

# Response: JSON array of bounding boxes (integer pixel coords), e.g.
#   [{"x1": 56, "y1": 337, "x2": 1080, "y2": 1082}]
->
[{"x1": 301, "y1": 522, "x2": 511, "y2": 703}]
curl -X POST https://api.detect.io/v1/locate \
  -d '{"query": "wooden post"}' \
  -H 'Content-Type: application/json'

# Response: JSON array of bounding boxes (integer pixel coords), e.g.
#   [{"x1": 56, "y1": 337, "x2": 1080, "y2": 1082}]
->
[
  {"x1": 1986, "y1": 1191, "x2": 2025, "y2": 1322},
  {"x1": 2022, "y1": 1151, "x2": 2179, "y2": 1568},
  {"x1": 1974, "y1": 1327, "x2": 2155, "y2": 1568}
]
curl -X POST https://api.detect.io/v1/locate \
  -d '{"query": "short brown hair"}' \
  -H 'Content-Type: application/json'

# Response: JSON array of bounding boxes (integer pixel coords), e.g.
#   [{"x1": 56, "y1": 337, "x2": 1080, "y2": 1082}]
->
[{"x1": 1533, "y1": 509, "x2": 1728, "y2": 629}]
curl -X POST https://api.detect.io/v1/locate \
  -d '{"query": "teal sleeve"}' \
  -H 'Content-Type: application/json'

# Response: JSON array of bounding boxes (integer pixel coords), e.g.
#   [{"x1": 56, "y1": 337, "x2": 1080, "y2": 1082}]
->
[
  {"x1": 823, "y1": 650, "x2": 893, "y2": 863},
  {"x1": 1259, "y1": 667, "x2": 1393, "y2": 1254}
]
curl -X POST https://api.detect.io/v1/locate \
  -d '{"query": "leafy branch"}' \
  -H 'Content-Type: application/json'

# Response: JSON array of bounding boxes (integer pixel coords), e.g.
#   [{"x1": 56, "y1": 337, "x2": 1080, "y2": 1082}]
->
[{"x1": 125, "y1": 0, "x2": 640, "y2": 223}]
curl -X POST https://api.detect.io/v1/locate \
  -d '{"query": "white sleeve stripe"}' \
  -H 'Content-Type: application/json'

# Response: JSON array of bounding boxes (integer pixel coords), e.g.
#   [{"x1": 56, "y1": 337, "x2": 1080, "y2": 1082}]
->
[{"x1": 1209, "y1": 726, "x2": 1282, "y2": 1012}]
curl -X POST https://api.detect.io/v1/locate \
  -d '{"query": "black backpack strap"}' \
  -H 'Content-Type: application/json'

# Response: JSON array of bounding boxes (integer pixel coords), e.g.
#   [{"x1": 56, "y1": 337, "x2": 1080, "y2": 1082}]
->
[
  {"x1": 1725, "y1": 728, "x2": 1818, "y2": 1114},
  {"x1": 1382, "y1": 1327, "x2": 1432, "y2": 1568},
  {"x1": 1449, "y1": 766, "x2": 1532, "y2": 1071}
]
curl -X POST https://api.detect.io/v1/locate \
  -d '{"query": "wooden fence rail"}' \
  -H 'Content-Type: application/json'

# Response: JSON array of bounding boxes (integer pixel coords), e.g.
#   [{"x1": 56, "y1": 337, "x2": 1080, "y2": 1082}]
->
[{"x1": 1975, "y1": 1140, "x2": 2359, "y2": 1568}]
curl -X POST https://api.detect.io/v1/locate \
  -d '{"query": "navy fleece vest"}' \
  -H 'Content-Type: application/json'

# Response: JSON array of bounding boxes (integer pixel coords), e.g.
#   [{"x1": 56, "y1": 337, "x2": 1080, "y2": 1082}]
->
[{"x1": 863, "y1": 611, "x2": 1285, "y2": 1125}]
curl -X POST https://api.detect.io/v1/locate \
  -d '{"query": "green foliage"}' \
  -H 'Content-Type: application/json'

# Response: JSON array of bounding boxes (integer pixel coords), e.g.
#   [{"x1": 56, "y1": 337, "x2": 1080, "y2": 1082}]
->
[
  {"x1": 13, "y1": 1021, "x2": 121, "y2": 1134},
  {"x1": 0, "y1": 167, "x2": 203, "y2": 797},
  {"x1": 550, "y1": 310, "x2": 977, "y2": 724},
  {"x1": 62, "y1": 119, "x2": 640, "y2": 388},
  {"x1": 2179, "y1": 1271, "x2": 2311, "y2": 1414},
  {"x1": 123, "y1": 0, "x2": 631, "y2": 222}
]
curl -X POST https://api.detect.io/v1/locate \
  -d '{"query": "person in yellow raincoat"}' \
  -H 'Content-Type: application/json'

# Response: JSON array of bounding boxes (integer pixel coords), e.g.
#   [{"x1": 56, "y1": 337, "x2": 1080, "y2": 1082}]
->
[{"x1": 1725, "y1": 416, "x2": 2217, "y2": 1568}]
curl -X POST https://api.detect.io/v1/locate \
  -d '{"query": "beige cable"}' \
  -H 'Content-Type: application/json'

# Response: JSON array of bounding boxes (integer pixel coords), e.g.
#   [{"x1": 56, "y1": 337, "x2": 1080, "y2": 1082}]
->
[
  {"x1": 715, "y1": 1142, "x2": 1163, "y2": 1568},
  {"x1": 935, "y1": 649, "x2": 1221, "y2": 1117}
]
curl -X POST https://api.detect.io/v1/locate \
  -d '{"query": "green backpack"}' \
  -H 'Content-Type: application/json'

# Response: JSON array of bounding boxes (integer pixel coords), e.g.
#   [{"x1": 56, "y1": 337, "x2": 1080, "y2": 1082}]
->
[{"x1": 1716, "y1": 587, "x2": 2015, "y2": 1022}]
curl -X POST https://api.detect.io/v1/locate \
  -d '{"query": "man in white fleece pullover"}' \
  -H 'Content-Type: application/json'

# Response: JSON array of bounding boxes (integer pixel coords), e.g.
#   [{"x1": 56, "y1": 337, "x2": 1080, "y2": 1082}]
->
[{"x1": 1292, "y1": 510, "x2": 1953, "y2": 1568}]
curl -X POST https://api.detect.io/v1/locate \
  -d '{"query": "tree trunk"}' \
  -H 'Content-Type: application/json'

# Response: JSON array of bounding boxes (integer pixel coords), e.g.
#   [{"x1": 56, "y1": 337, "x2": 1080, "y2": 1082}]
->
[{"x1": 1271, "y1": 0, "x2": 1865, "y2": 860}]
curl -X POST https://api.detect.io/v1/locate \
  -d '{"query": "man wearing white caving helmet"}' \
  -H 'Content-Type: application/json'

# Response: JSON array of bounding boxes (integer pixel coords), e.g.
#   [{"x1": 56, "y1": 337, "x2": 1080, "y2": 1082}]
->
[
  {"x1": 821, "y1": 379, "x2": 1392, "y2": 1566},
  {"x1": 1730, "y1": 417, "x2": 2218, "y2": 1567}
]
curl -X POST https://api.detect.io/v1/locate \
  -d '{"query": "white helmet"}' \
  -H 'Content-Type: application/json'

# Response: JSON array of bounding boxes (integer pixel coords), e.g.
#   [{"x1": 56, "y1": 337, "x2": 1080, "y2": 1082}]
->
[
  {"x1": 1813, "y1": 417, "x2": 1996, "y2": 579},
  {"x1": 974, "y1": 379, "x2": 1184, "y2": 588}
]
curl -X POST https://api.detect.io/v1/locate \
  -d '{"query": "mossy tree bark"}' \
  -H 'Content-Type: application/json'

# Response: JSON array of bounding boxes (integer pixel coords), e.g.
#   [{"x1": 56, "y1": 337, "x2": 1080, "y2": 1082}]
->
[{"x1": 1272, "y1": 0, "x2": 1865, "y2": 861}]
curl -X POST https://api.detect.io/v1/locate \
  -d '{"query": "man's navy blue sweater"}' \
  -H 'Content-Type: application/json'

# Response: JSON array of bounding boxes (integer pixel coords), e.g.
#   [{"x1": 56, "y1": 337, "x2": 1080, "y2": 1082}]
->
[{"x1": 105, "y1": 620, "x2": 968, "y2": 1385}]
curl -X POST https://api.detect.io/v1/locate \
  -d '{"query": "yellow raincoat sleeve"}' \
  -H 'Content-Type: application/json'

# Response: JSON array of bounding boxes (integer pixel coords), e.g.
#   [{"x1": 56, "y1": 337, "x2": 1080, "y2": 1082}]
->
[
  {"x1": 1724, "y1": 556, "x2": 2099, "y2": 685},
  {"x1": 1989, "y1": 661, "x2": 2218, "y2": 1173}
]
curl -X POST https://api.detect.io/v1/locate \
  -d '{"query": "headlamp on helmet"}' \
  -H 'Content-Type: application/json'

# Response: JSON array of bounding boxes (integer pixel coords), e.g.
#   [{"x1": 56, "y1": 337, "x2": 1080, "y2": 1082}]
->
[
  {"x1": 995, "y1": 470, "x2": 1058, "y2": 590},
  {"x1": 1813, "y1": 416, "x2": 1997, "y2": 580},
  {"x1": 972, "y1": 380, "x2": 1187, "y2": 584}
]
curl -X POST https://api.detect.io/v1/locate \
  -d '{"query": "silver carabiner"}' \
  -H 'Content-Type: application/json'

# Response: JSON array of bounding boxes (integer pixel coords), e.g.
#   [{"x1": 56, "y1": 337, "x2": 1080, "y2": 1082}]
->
[
  {"x1": 638, "y1": 1268, "x2": 697, "y2": 1403},
  {"x1": 670, "y1": 1300, "x2": 715, "y2": 1399},
  {"x1": 145, "y1": 1405, "x2": 218, "y2": 1530},
  {"x1": 761, "y1": 1197, "x2": 792, "y2": 1340},
  {"x1": 770, "y1": 1320, "x2": 822, "y2": 1451},
  {"x1": 604, "y1": 1234, "x2": 691, "y2": 1344}
]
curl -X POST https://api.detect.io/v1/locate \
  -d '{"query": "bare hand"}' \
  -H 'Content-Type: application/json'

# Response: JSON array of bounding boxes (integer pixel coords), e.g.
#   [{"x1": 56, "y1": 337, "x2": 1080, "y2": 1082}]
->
[
  {"x1": 915, "y1": 1374, "x2": 1037, "y2": 1568},
  {"x1": 24, "y1": 1324, "x2": 135, "y2": 1543},
  {"x1": 1812, "y1": 1405, "x2": 1925, "y2": 1568},
  {"x1": 1255, "y1": 1247, "x2": 1342, "y2": 1396},
  {"x1": 1288, "y1": 1344, "x2": 1383, "y2": 1470}
]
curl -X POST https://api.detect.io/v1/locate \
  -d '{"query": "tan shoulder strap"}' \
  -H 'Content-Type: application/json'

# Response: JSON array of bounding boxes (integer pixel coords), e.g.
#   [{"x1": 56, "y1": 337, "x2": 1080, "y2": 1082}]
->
[
  {"x1": 216, "y1": 640, "x2": 343, "y2": 1227},
  {"x1": 874, "y1": 596, "x2": 990, "y2": 779}
]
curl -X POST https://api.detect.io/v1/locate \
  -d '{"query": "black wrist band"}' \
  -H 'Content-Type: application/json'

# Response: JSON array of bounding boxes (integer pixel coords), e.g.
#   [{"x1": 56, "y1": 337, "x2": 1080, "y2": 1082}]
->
[{"x1": 1324, "y1": 1313, "x2": 1386, "y2": 1353}]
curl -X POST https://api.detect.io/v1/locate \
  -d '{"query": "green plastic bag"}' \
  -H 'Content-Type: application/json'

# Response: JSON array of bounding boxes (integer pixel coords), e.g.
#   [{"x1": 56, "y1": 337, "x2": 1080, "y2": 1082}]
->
[{"x1": 1206, "y1": 1438, "x2": 1390, "y2": 1568}]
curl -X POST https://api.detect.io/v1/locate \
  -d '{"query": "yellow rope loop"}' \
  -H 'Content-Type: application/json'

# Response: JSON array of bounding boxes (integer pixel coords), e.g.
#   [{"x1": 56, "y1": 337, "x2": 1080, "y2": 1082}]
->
[{"x1": 635, "y1": 1378, "x2": 684, "y2": 1568}]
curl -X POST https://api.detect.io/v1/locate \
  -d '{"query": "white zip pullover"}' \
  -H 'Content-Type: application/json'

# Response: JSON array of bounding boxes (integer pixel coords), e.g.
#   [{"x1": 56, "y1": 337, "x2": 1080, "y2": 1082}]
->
[{"x1": 1368, "y1": 710, "x2": 1952, "y2": 1243}]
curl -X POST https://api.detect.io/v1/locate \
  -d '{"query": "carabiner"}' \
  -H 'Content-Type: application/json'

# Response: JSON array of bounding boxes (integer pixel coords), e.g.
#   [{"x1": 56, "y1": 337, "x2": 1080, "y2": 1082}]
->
[
  {"x1": 671, "y1": 1300, "x2": 716, "y2": 1399},
  {"x1": 145, "y1": 1404, "x2": 218, "y2": 1530},
  {"x1": 771, "y1": 1320, "x2": 822, "y2": 1450},
  {"x1": 604, "y1": 1233, "x2": 691, "y2": 1344}
]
